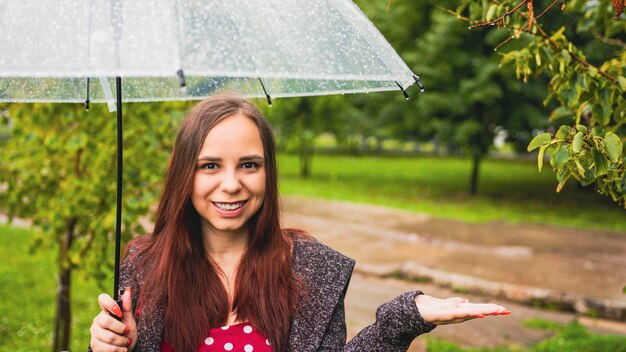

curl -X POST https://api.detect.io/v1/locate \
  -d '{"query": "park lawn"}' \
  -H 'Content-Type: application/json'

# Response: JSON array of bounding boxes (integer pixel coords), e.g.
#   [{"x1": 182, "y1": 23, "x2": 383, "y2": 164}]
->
[
  {"x1": 0, "y1": 224, "x2": 105, "y2": 352},
  {"x1": 277, "y1": 154, "x2": 626, "y2": 233},
  {"x1": 426, "y1": 320, "x2": 626, "y2": 352}
]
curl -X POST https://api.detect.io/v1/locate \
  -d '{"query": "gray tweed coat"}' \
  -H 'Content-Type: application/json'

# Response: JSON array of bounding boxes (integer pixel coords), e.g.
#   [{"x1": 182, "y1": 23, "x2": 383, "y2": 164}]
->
[{"x1": 117, "y1": 235, "x2": 436, "y2": 352}]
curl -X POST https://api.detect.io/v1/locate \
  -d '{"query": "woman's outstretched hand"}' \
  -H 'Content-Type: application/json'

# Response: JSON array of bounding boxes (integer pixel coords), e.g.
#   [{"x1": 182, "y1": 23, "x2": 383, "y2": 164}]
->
[
  {"x1": 415, "y1": 294, "x2": 510, "y2": 325},
  {"x1": 89, "y1": 288, "x2": 137, "y2": 352}
]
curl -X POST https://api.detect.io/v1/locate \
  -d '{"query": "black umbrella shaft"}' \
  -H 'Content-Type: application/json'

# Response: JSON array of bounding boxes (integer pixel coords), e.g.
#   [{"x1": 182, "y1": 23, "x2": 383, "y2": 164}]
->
[{"x1": 113, "y1": 77, "x2": 123, "y2": 301}]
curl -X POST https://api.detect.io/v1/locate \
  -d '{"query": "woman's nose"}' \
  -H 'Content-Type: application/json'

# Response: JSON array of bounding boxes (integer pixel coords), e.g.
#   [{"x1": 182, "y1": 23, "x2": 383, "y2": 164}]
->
[{"x1": 220, "y1": 170, "x2": 241, "y2": 193}]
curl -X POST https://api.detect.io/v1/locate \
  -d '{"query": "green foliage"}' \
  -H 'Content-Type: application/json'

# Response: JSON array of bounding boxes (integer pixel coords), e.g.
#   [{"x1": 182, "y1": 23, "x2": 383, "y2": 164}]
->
[
  {"x1": 0, "y1": 102, "x2": 184, "y2": 280},
  {"x1": 263, "y1": 95, "x2": 353, "y2": 177},
  {"x1": 0, "y1": 101, "x2": 187, "y2": 348},
  {"x1": 456, "y1": 0, "x2": 626, "y2": 207},
  {"x1": 397, "y1": 5, "x2": 549, "y2": 193}
]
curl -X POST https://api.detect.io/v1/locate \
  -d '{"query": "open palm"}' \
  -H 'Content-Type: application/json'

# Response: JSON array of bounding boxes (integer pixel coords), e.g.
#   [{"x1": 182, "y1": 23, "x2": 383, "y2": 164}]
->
[{"x1": 415, "y1": 295, "x2": 510, "y2": 325}]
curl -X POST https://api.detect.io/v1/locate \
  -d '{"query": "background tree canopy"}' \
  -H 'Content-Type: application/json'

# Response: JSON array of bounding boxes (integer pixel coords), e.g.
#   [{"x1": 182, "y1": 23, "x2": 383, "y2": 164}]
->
[
  {"x1": 0, "y1": 102, "x2": 188, "y2": 350},
  {"x1": 453, "y1": 0, "x2": 626, "y2": 206}
]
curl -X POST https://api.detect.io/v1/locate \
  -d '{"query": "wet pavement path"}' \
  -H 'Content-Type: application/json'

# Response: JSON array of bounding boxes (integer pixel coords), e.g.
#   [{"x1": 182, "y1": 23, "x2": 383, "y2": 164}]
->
[{"x1": 282, "y1": 196, "x2": 626, "y2": 349}]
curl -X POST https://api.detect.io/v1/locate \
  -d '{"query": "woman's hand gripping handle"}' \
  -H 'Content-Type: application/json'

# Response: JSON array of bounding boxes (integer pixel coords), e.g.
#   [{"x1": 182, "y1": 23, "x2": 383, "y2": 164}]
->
[{"x1": 89, "y1": 288, "x2": 138, "y2": 352}]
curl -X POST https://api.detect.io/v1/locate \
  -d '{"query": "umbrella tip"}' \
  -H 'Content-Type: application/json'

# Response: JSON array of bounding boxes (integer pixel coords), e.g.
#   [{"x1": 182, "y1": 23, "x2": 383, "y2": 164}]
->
[
  {"x1": 413, "y1": 75, "x2": 425, "y2": 92},
  {"x1": 177, "y1": 69, "x2": 187, "y2": 89},
  {"x1": 85, "y1": 78, "x2": 91, "y2": 111}
]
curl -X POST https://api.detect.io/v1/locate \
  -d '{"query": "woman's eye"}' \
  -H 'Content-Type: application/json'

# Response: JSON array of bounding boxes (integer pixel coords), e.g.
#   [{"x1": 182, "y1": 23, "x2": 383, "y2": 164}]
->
[
  {"x1": 242, "y1": 162, "x2": 258, "y2": 169},
  {"x1": 200, "y1": 163, "x2": 218, "y2": 170}
]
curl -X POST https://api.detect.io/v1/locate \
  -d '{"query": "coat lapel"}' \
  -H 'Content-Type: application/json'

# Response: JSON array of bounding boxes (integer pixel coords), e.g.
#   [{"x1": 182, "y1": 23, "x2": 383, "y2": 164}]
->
[{"x1": 289, "y1": 236, "x2": 355, "y2": 351}]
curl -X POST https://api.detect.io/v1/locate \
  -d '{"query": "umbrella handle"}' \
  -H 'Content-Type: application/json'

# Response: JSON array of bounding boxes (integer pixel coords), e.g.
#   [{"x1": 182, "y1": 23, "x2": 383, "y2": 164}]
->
[
  {"x1": 109, "y1": 288, "x2": 125, "y2": 322},
  {"x1": 113, "y1": 76, "x2": 123, "y2": 306}
]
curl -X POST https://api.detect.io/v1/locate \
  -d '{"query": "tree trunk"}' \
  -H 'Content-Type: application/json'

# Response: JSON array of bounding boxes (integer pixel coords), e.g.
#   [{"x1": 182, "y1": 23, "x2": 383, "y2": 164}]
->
[
  {"x1": 299, "y1": 146, "x2": 312, "y2": 178},
  {"x1": 53, "y1": 218, "x2": 76, "y2": 352},
  {"x1": 469, "y1": 156, "x2": 480, "y2": 195},
  {"x1": 375, "y1": 137, "x2": 383, "y2": 153}
]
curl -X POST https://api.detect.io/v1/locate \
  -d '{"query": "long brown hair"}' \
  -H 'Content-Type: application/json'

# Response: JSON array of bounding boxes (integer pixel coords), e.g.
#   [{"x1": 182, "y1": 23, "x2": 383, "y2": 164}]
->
[{"x1": 131, "y1": 94, "x2": 297, "y2": 352}]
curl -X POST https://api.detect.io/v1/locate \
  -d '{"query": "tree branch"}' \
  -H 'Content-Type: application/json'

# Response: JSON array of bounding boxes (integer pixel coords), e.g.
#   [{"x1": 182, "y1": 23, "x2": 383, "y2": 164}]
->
[
  {"x1": 466, "y1": 0, "x2": 618, "y2": 82},
  {"x1": 592, "y1": 31, "x2": 626, "y2": 49},
  {"x1": 469, "y1": 0, "x2": 529, "y2": 29},
  {"x1": 536, "y1": 0, "x2": 561, "y2": 20}
]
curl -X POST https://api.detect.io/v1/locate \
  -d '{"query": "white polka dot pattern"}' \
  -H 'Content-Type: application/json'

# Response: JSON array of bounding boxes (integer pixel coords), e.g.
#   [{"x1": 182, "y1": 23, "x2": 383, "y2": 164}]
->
[{"x1": 165, "y1": 322, "x2": 273, "y2": 352}]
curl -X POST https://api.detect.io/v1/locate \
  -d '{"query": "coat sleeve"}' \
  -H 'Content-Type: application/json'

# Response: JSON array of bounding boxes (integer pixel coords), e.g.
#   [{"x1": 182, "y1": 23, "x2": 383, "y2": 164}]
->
[{"x1": 323, "y1": 291, "x2": 437, "y2": 352}]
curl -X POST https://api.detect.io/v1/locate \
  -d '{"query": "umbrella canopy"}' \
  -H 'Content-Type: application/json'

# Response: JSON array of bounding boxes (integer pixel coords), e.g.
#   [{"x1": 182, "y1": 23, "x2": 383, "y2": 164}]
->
[
  {"x1": 0, "y1": 0, "x2": 423, "y2": 305},
  {"x1": 0, "y1": 0, "x2": 422, "y2": 104}
]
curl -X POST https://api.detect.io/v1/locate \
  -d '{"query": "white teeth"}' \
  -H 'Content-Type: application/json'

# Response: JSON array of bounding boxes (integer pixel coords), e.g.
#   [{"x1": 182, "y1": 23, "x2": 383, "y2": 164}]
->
[{"x1": 214, "y1": 202, "x2": 244, "y2": 211}]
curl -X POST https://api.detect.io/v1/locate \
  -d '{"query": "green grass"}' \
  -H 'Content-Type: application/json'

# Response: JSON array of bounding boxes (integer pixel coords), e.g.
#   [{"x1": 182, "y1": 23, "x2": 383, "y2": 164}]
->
[
  {"x1": 277, "y1": 154, "x2": 626, "y2": 232},
  {"x1": 425, "y1": 321, "x2": 626, "y2": 352},
  {"x1": 0, "y1": 224, "x2": 105, "y2": 352}
]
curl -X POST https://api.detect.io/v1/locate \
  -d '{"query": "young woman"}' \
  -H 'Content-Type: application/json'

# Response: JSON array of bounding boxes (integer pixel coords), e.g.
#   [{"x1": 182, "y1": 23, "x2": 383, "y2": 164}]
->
[{"x1": 89, "y1": 94, "x2": 509, "y2": 352}]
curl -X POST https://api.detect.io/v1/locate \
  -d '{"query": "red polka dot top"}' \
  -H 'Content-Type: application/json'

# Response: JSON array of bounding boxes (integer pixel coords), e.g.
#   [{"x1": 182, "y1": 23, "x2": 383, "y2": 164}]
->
[{"x1": 160, "y1": 322, "x2": 273, "y2": 352}]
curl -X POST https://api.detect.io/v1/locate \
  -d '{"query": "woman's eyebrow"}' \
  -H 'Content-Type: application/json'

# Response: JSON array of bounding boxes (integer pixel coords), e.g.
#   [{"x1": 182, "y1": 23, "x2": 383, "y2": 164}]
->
[
  {"x1": 239, "y1": 155, "x2": 264, "y2": 162},
  {"x1": 197, "y1": 156, "x2": 221, "y2": 162},
  {"x1": 196, "y1": 155, "x2": 264, "y2": 162}
]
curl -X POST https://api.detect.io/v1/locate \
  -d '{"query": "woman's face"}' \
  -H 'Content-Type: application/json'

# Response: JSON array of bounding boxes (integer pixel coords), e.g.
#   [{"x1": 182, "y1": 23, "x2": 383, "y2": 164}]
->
[{"x1": 191, "y1": 113, "x2": 266, "y2": 237}]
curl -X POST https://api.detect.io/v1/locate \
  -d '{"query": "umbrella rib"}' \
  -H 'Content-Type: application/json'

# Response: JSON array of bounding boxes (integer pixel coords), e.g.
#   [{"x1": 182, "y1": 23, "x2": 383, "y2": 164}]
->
[
  {"x1": 258, "y1": 78, "x2": 272, "y2": 106},
  {"x1": 394, "y1": 81, "x2": 409, "y2": 100},
  {"x1": 171, "y1": 0, "x2": 185, "y2": 77},
  {"x1": 221, "y1": 10, "x2": 272, "y2": 105}
]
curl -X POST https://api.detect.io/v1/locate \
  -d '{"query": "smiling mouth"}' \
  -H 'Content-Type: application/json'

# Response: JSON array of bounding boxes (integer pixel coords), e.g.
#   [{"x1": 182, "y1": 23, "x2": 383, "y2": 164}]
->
[{"x1": 212, "y1": 201, "x2": 246, "y2": 211}]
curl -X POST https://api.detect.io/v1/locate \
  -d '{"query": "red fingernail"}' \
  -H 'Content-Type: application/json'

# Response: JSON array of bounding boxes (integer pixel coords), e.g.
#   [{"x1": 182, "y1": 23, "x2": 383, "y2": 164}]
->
[
  {"x1": 475, "y1": 314, "x2": 486, "y2": 318},
  {"x1": 125, "y1": 326, "x2": 130, "y2": 334},
  {"x1": 111, "y1": 304, "x2": 123, "y2": 318},
  {"x1": 492, "y1": 312, "x2": 501, "y2": 315},
  {"x1": 502, "y1": 311, "x2": 511, "y2": 315},
  {"x1": 127, "y1": 338, "x2": 132, "y2": 346}
]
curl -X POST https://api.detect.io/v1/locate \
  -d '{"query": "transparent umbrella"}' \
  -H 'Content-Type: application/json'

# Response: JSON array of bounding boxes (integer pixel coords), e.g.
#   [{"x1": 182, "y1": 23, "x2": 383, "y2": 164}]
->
[{"x1": 0, "y1": 0, "x2": 423, "y2": 302}]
